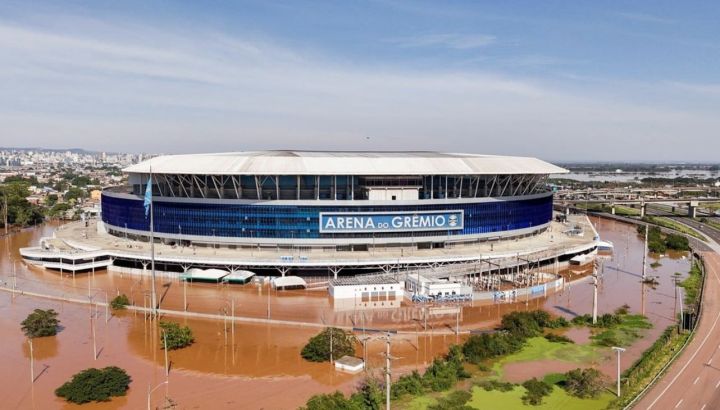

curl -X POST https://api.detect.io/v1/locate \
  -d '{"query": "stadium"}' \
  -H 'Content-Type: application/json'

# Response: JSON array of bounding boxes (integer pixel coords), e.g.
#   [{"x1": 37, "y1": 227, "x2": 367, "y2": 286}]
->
[
  {"x1": 104, "y1": 151, "x2": 562, "y2": 246},
  {"x1": 21, "y1": 151, "x2": 599, "y2": 289}
]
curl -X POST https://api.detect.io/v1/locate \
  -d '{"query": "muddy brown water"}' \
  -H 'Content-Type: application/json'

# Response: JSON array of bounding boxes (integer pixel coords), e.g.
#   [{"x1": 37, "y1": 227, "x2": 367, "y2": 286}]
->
[{"x1": 0, "y1": 217, "x2": 692, "y2": 408}]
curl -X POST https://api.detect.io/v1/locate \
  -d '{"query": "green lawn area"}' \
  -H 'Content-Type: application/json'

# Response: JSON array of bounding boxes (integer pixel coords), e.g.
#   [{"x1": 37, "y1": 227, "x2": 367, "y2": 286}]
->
[
  {"x1": 467, "y1": 385, "x2": 614, "y2": 410},
  {"x1": 404, "y1": 385, "x2": 615, "y2": 410},
  {"x1": 591, "y1": 314, "x2": 653, "y2": 347},
  {"x1": 643, "y1": 216, "x2": 706, "y2": 240},
  {"x1": 491, "y1": 337, "x2": 599, "y2": 378}
]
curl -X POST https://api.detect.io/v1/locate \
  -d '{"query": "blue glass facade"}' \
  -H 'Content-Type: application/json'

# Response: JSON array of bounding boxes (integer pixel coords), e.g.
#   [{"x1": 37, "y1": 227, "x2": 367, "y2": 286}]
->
[{"x1": 101, "y1": 192, "x2": 553, "y2": 240}]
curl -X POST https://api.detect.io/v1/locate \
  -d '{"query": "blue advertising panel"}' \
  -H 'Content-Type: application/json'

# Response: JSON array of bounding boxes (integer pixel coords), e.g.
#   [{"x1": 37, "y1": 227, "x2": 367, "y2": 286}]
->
[{"x1": 319, "y1": 210, "x2": 464, "y2": 233}]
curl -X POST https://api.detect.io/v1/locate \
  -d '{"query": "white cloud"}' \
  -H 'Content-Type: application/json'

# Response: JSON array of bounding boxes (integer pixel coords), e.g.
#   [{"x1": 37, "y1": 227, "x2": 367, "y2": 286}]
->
[{"x1": 0, "y1": 18, "x2": 718, "y2": 161}]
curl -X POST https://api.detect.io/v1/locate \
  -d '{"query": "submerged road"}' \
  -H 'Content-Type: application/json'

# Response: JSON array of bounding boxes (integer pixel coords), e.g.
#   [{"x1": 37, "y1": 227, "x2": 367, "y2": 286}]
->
[{"x1": 635, "y1": 223, "x2": 720, "y2": 410}]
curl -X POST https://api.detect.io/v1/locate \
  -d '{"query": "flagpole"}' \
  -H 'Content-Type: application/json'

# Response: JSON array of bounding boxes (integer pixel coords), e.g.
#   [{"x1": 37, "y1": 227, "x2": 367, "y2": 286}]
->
[{"x1": 150, "y1": 164, "x2": 158, "y2": 318}]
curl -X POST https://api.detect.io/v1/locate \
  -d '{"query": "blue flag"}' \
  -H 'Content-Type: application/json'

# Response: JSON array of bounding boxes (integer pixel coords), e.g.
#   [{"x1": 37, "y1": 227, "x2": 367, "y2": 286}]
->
[{"x1": 144, "y1": 176, "x2": 152, "y2": 218}]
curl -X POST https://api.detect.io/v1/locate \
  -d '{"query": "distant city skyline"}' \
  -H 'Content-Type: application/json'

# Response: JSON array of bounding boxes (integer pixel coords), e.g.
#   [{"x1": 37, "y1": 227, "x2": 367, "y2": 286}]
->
[{"x1": 1, "y1": 1, "x2": 718, "y2": 161}]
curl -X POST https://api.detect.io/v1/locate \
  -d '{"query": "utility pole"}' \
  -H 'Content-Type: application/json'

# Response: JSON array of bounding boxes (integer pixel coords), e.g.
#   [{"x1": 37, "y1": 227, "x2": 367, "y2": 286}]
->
[
  {"x1": 2, "y1": 187, "x2": 7, "y2": 236},
  {"x1": 28, "y1": 339, "x2": 34, "y2": 384},
  {"x1": 266, "y1": 280, "x2": 271, "y2": 320},
  {"x1": 611, "y1": 347, "x2": 626, "y2": 397},
  {"x1": 592, "y1": 263, "x2": 598, "y2": 325},
  {"x1": 642, "y1": 226, "x2": 648, "y2": 281},
  {"x1": 91, "y1": 307, "x2": 97, "y2": 360},
  {"x1": 329, "y1": 326, "x2": 333, "y2": 363},
  {"x1": 385, "y1": 332, "x2": 391, "y2": 410},
  {"x1": 163, "y1": 330, "x2": 169, "y2": 378}
]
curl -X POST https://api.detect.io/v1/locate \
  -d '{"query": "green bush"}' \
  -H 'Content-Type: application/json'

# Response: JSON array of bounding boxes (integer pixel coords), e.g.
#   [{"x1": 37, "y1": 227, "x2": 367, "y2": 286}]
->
[
  {"x1": 159, "y1": 321, "x2": 194, "y2": 350},
  {"x1": 350, "y1": 378, "x2": 385, "y2": 410},
  {"x1": 501, "y1": 311, "x2": 545, "y2": 338},
  {"x1": 544, "y1": 333, "x2": 574, "y2": 344},
  {"x1": 563, "y1": 368, "x2": 606, "y2": 398},
  {"x1": 21, "y1": 309, "x2": 60, "y2": 338},
  {"x1": 571, "y1": 312, "x2": 622, "y2": 328},
  {"x1": 462, "y1": 332, "x2": 524, "y2": 363},
  {"x1": 391, "y1": 371, "x2": 423, "y2": 399},
  {"x1": 55, "y1": 366, "x2": 131, "y2": 404},
  {"x1": 521, "y1": 378, "x2": 553, "y2": 405},
  {"x1": 614, "y1": 304, "x2": 631, "y2": 315},
  {"x1": 428, "y1": 390, "x2": 472, "y2": 410},
  {"x1": 110, "y1": 294, "x2": 130, "y2": 310},
  {"x1": 546, "y1": 316, "x2": 570, "y2": 329},
  {"x1": 301, "y1": 327, "x2": 357, "y2": 362},
  {"x1": 681, "y1": 262, "x2": 703, "y2": 310},
  {"x1": 476, "y1": 379, "x2": 516, "y2": 392},
  {"x1": 422, "y1": 346, "x2": 469, "y2": 392},
  {"x1": 665, "y1": 234, "x2": 690, "y2": 251},
  {"x1": 302, "y1": 392, "x2": 361, "y2": 410}
]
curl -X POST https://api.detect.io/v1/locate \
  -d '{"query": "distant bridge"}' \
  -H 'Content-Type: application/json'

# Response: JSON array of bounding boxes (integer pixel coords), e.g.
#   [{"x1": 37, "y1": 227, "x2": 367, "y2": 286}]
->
[{"x1": 555, "y1": 186, "x2": 720, "y2": 218}]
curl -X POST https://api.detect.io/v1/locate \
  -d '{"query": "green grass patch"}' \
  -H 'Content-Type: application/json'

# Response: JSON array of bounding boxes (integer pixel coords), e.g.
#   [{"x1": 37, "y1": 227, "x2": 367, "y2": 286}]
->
[
  {"x1": 576, "y1": 203, "x2": 640, "y2": 216},
  {"x1": 468, "y1": 385, "x2": 614, "y2": 410},
  {"x1": 491, "y1": 337, "x2": 599, "y2": 378},
  {"x1": 403, "y1": 385, "x2": 615, "y2": 410},
  {"x1": 642, "y1": 216, "x2": 705, "y2": 241},
  {"x1": 607, "y1": 326, "x2": 691, "y2": 409},
  {"x1": 680, "y1": 261, "x2": 703, "y2": 312},
  {"x1": 590, "y1": 314, "x2": 652, "y2": 347}
]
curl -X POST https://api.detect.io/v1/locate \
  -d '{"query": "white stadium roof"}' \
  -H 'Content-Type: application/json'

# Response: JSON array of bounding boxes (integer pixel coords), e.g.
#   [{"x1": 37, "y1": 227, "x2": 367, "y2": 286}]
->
[{"x1": 124, "y1": 151, "x2": 568, "y2": 176}]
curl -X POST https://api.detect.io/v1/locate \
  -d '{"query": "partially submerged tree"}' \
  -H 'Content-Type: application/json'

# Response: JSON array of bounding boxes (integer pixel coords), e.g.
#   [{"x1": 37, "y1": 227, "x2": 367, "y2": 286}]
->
[
  {"x1": 301, "y1": 327, "x2": 357, "y2": 362},
  {"x1": 159, "y1": 321, "x2": 194, "y2": 350},
  {"x1": 110, "y1": 294, "x2": 130, "y2": 310},
  {"x1": 21, "y1": 309, "x2": 60, "y2": 338},
  {"x1": 563, "y1": 368, "x2": 606, "y2": 398},
  {"x1": 55, "y1": 366, "x2": 131, "y2": 404}
]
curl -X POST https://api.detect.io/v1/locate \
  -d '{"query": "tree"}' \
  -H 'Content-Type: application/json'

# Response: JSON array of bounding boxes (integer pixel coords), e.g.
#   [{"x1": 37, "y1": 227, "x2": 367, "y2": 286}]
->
[
  {"x1": 0, "y1": 182, "x2": 45, "y2": 227},
  {"x1": 563, "y1": 368, "x2": 606, "y2": 398},
  {"x1": 428, "y1": 390, "x2": 473, "y2": 410},
  {"x1": 302, "y1": 392, "x2": 361, "y2": 410},
  {"x1": 110, "y1": 294, "x2": 130, "y2": 310},
  {"x1": 64, "y1": 186, "x2": 87, "y2": 202},
  {"x1": 21, "y1": 309, "x2": 60, "y2": 338},
  {"x1": 391, "y1": 371, "x2": 424, "y2": 399},
  {"x1": 349, "y1": 378, "x2": 385, "y2": 410},
  {"x1": 159, "y1": 321, "x2": 194, "y2": 350},
  {"x1": 521, "y1": 378, "x2": 553, "y2": 405},
  {"x1": 462, "y1": 332, "x2": 524, "y2": 363},
  {"x1": 48, "y1": 202, "x2": 72, "y2": 218},
  {"x1": 55, "y1": 366, "x2": 131, "y2": 404},
  {"x1": 301, "y1": 327, "x2": 357, "y2": 362}
]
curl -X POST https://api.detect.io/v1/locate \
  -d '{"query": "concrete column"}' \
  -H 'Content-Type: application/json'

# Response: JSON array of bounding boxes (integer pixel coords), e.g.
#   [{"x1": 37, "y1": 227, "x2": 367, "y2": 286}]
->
[
  {"x1": 611, "y1": 204, "x2": 616, "y2": 215},
  {"x1": 640, "y1": 202, "x2": 646, "y2": 218},
  {"x1": 688, "y1": 201, "x2": 698, "y2": 218}
]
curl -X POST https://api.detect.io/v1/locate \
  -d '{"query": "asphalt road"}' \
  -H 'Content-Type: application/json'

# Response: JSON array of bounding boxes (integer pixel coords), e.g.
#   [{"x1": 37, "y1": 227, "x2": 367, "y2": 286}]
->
[{"x1": 634, "y1": 217, "x2": 720, "y2": 410}]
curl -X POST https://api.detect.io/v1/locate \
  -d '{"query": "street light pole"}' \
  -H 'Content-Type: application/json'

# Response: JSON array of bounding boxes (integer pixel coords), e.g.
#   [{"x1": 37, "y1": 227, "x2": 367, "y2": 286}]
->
[
  {"x1": 611, "y1": 347, "x2": 626, "y2": 397},
  {"x1": 385, "y1": 332, "x2": 393, "y2": 410},
  {"x1": 147, "y1": 380, "x2": 168, "y2": 410},
  {"x1": 28, "y1": 339, "x2": 34, "y2": 384},
  {"x1": 592, "y1": 263, "x2": 598, "y2": 325}
]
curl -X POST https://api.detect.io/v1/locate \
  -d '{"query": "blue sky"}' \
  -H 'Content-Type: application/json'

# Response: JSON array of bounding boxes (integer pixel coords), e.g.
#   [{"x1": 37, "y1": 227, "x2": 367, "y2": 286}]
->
[{"x1": 0, "y1": 0, "x2": 718, "y2": 161}]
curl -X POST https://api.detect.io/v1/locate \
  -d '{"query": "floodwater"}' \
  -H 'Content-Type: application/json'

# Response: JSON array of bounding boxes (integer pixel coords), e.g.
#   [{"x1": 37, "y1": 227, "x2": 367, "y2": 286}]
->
[
  {"x1": 0, "y1": 216, "x2": 692, "y2": 408},
  {"x1": 564, "y1": 169, "x2": 719, "y2": 183}
]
